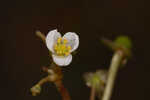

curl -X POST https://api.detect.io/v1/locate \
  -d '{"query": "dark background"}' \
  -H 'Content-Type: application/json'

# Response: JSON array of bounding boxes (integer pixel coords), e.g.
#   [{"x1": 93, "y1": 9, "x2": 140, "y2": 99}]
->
[{"x1": 1, "y1": 0, "x2": 150, "y2": 100}]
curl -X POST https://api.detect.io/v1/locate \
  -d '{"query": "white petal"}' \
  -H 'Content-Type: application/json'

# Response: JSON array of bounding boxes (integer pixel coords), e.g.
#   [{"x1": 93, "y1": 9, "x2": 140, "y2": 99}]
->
[
  {"x1": 52, "y1": 54, "x2": 72, "y2": 66},
  {"x1": 63, "y1": 32, "x2": 79, "y2": 52},
  {"x1": 46, "y1": 29, "x2": 61, "y2": 52}
]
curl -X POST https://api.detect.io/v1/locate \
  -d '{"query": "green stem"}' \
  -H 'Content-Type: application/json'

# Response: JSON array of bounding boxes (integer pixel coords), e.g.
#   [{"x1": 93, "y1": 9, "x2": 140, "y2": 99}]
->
[{"x1": 102, "y1": 50, "x2": 123, "y2": 100}]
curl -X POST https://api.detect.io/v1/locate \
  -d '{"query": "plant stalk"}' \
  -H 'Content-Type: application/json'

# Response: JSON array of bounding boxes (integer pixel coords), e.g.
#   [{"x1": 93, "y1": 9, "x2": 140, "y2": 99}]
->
[
  {"x1": 36, "y1": 30, "x2": 46, "y2": 43},
  {"x1": 90, "y1": 87, "x2": 96, "y2": 100},
  {"x1": 102, "y1": 50, "x2": 123, "y2": 100},
  {"x1": 37, "y1": 76, "x2": 50, "y2": 86},
  {"x1": 55, "y1": 80, "x2": 71, "y2": 100}
]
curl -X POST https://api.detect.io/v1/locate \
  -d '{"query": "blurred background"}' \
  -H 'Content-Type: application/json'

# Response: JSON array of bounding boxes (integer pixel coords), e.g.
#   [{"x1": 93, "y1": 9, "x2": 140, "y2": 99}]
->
[{"x1": 0, "y1": 0, "x2": 150, "y2": 100}]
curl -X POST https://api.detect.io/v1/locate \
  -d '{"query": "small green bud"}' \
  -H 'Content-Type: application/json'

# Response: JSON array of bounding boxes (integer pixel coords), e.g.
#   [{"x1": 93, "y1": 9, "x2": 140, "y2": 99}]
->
[
  {"x1": 101, "y1": 36, "x2": 132, "y2": 57},
  {"x1": 114, "y1": 36, "x2": 132, "y2": 50},
  {"x1": 30, "y1": 84, "x2": 41, "y2": 96}
]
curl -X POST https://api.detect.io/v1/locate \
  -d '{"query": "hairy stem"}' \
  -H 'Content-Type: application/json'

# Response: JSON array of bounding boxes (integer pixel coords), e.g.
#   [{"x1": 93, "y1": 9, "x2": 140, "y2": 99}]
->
[{"x1": 102, "y1": 50, "x2": 123, "y2": 100}]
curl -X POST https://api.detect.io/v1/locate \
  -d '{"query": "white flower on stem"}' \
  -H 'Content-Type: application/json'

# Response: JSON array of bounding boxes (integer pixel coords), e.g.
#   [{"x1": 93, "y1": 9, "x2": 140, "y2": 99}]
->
[{"x1": 46, "y1": 29, "x2": 79, "y2": 66}]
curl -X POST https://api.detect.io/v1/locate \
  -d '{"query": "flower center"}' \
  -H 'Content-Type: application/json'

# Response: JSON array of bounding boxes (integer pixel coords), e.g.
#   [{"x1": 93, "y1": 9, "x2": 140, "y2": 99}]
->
[{"x1": 54, "y1": 37, "x2": 71, "y2": 56}]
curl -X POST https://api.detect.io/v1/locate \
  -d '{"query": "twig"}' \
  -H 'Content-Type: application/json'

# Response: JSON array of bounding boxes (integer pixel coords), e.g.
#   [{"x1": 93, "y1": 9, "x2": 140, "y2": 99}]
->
[{"x1": 101, "y1": 50, "x2": 123, "y2": 100}]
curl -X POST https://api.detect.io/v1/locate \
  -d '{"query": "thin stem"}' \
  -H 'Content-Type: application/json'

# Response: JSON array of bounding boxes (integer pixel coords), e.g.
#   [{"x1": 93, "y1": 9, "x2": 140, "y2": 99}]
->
[
  {"x1": 35, "y1": 30, "x2": 52, "y2": 55},
  {"x1": 50, "y1": 65, "x2": 71, "y2": 100},
  {"x1": 90, "y1": 87, "x2": 96, "y2": 100},
  {"x1": 55, "y1": 80, "x2": 71, "y2": 100},
  {"x1": 37, "y1": 76, "x2": 50, "y2": 86},
  {"x1": 102, "y1": 50, "x2": 123, "y2": 100},
  {"x1": 36, "y1": 30, "x2": 46, "y2": 43}
]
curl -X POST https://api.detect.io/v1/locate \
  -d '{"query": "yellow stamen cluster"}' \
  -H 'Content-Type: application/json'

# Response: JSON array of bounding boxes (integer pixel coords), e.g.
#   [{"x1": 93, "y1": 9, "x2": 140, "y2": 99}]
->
[{"x1": 54, "y1": 37, "x2": 71, "y2": 56}]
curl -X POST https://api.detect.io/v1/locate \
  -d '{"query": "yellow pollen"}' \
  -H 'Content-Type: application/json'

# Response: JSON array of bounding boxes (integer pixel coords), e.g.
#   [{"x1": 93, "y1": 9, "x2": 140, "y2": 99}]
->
[
  {"x1": 67, "y1": 46, "x2": 71, "y2": 50},
  {"x1": 54, "y1": 38, "x2": 71, "y2": 56},
  {"x1": 54, "y1": 44, "x2": 58, "y2": 50},
  {"x1": 63, "y1": 38, "x2": 68, "y2": 44},
  {"x1": 57, "y1": 37, "x2": 62, "y2": 44},
  {"x1": 65, "y1": 52, "x2": 70, "y2": 56}
]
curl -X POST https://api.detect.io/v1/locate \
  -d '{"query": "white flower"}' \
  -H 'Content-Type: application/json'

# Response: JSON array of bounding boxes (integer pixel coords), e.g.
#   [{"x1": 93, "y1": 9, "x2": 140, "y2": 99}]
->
[{"x1": 46, "y1": 29, "x2": 79, "y2": 66}]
